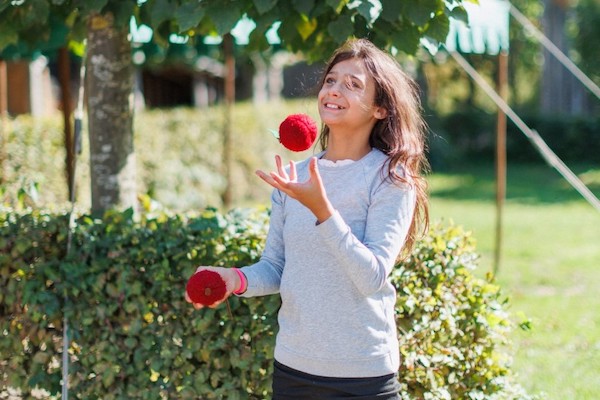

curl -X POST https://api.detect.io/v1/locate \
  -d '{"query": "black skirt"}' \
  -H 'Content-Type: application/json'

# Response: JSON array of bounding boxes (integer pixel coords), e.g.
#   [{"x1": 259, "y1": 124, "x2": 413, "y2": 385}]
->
[{"x1": 272, "y1": 360, "x2": 401, "y2": 400}]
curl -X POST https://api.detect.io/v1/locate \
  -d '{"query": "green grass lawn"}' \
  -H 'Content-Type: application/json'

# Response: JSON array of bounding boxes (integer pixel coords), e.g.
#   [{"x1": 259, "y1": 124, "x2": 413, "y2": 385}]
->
[{"x1": 428, "y1": 162, "x2": 600, "y2": 399}]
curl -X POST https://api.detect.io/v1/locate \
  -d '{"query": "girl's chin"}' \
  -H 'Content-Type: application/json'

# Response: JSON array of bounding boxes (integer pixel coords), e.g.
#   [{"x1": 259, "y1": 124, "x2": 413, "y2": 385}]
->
[{"x1": 318, "y1": 111, "x2": 342, "y2": 125}]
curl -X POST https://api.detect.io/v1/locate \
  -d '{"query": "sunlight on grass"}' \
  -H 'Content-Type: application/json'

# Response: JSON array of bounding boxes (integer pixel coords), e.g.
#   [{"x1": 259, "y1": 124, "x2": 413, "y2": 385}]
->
[{"x1": 429, "y1": 164, "x2": 600, "y2": 400}]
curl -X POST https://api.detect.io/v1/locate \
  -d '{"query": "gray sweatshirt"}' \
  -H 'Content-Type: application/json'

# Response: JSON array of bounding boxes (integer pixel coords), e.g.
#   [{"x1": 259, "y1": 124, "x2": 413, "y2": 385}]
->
[{"x1": 240, "y1": 148, "x2": 416, "y2": 378}]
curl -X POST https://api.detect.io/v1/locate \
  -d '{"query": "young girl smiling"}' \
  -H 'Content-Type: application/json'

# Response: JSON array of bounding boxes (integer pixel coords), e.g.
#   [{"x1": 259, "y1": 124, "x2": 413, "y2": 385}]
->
[{"x1": 187, "y1": 38, "x2": 429, "y2": 399}]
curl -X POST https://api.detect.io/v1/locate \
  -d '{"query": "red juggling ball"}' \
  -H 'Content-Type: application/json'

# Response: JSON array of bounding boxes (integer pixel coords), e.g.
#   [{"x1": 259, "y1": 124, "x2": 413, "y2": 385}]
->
[
  {"x1": 186, "y1": 270, "x2": 227, "y2": 306},
  {"x1": 278, "y1": 114, "x2": 318, "y2": 152}
]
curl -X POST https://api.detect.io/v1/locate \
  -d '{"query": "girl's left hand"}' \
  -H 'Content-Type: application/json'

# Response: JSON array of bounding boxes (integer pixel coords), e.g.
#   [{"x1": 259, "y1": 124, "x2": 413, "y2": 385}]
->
[{"x1": 256, "y1": 155, "x2": 335, "y2": 223}]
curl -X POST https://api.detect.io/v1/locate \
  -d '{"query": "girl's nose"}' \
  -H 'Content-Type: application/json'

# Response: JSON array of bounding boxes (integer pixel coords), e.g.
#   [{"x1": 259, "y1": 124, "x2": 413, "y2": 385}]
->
[{"x1": 328, "y1": 84, "x2": 341, "y2": 97}]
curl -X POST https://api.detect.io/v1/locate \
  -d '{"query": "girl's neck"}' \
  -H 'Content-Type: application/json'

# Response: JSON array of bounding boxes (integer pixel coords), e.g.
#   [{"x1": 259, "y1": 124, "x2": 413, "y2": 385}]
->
[{"x1": 323, "y1": 134, "x2": 371, "y2": 162}]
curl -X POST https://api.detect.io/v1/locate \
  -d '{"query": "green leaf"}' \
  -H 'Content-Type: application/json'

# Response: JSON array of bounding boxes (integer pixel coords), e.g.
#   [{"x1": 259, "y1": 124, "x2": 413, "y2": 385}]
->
[
  {"x1": 449, "y1": 5, "x2": 469, "y2": 24},
  {"x1": 150, "y1": 0, "x2": 173, "y2": 26},
  {"x1": 102, "y1": 368, "x2": 115, "y2": 387},
  {"x1": 326, "y1": 0, "x2": 348, "y2": 14},
  {"x1": 246, "y1": 22, "x2": 272, "y2": 52},
  {"x1": 390, "y1": 26, "x2": 421, "y2": 54},
  {"x1": 327, "y1": 13, "x2": 353, "y2": 45},
  {"x1": 356, "y1": 0, "x2": 374, "y2": 23},
  {"x1": 424, "y1": 12, "x2": 450, "y2": 43},
  {"x1": 406, "y1": 0, "x2": 438, "y2": 27},
  {"x1": 253, "y1": 0, "x2": 278, "y2": 15},
  {"x1": 175, "y1": 3, "x2": 206, "y2": 33},
  {"x1": 295, "y1": 15, "x2": 318, "y2": 40},
  {"x1": 380, "y1": 0, "x2": 402, "y2": 23},
  {"x1": 0, "y1": 31, "x2": 19, "y2": 52},
  {"x1": 207, "y1": 3, "x2": 243, "y2": 35},
  {"x1": 292, "y1": 0, "x2": 315, "y2": 15},
  {"x1": 110, "y1": 0, "x2": 135, "y2": 28}
]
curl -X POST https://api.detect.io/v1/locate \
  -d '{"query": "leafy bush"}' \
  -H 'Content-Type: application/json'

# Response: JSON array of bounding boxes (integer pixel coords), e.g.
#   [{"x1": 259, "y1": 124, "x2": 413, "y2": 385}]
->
[
  {"x1": 394, "y1": 224, "x2": 535, "y2": 399},
  {"x1": 1, "y1": 207, "x2": 277, "y2": 399},
  {"x1": 3, "y1": 105, "x2": 597, "y2": 212},
  {"x1": 0, "y1": 102, "x2": 319, "y2": 212},
  {"x1": 1, "y1": 208, "x2": 535, "y2": 399}
]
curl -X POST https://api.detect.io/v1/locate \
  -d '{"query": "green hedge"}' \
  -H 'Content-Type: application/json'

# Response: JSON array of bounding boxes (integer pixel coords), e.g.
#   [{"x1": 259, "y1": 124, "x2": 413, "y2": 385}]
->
[
  {"x1": 431, "y1": 110, "x2": 600, "y2": 166},
  {"x1": 4, "y1": 105, "x2": 597, "y2": 213},
  {"x1": 0, "y1": 207, "x2": 536, "y2": 399}
]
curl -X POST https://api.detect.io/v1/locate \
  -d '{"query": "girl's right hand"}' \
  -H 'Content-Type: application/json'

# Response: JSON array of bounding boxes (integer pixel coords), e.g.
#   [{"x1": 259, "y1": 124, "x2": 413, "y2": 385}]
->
[
  {"x1": 184, "y1": 266, "x2": 243, "y2": 310},
  {"x1": 256, "y1": 155, "x2": 335, "y2": 224}
]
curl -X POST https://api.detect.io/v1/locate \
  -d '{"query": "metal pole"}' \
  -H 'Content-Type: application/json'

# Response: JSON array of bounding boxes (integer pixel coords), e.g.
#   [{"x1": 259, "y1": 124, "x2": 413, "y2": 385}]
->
[
  {"x1": 0, "y1": 59, "x2": 7, "y2": 183},
  {"x1": 222, "y1": 33, "x2": 235, "y2": 209},
  {"x1": 58, "y1": 47, "x2": 75, "y2": 200},
  {"x1": 448, "y1": 49, "x2": 600, "y2": 213},
  {"x1": 494, "y1": 50, "x2": 509, "y2": 276},
  {"x1": 62, "y1": 44, "x2": 86, "y2": 400}
]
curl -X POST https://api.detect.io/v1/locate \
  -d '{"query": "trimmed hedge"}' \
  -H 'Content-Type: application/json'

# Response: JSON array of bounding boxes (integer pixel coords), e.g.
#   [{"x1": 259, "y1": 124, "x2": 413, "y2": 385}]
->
[
  {"x1": 3, "y1": 106, "x2": 597, "y2": 212},
  {"x1": 0, "y1": 207, "x2": 536, "y2": 399}
]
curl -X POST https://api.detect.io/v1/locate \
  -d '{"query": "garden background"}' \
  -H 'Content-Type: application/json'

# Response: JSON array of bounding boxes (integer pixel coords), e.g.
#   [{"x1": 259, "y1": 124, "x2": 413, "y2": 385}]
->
[
  {"x1": 1, "y1": 0, "x2": 600, "y2": 398},
  {"x1": 3, "y1": 99, "x2": 599, "y2": 398}
]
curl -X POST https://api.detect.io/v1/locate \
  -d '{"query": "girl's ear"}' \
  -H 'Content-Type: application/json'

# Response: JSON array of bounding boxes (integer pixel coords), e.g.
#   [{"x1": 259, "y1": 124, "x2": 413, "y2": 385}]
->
[{"x1": 374, "y1": 107, "x2": 387, "y2": 120}]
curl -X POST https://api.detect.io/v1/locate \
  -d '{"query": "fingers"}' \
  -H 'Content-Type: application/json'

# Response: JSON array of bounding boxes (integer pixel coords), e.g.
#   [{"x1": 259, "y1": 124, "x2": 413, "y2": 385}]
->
[
  {"x1": 288, "y1": 160, "x2": 297, "y2": 181},
  {"x1": 186, "y1": 266, "x2": 230, "y2": 310},
  {"x1": 256, "y1": 155, "x2": 297, "y2": 191},
  {"x1": 270, "y1": 171, "x2": 289, "y2": 187},
  {"x1": 275, "y1": 155, "x2": 288, "y2": 180},
  {"x1": 255, "y1": 169, "x2": 276, "y2": 186},
  {"x1": 308, "y1": 157, "x2": 324, "y2": 186}
]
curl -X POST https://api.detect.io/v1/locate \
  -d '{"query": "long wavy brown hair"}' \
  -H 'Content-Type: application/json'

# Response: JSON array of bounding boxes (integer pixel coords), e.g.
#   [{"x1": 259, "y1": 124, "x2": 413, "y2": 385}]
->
[{"x1": 317, "y1": 38, "x2": 430, "y2": 256}]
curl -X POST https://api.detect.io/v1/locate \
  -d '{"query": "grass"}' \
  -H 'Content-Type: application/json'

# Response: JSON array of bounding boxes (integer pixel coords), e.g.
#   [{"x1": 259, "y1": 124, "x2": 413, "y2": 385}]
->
[{"x1": 428, "y1": 162, "x2": 600, "y2": 399}]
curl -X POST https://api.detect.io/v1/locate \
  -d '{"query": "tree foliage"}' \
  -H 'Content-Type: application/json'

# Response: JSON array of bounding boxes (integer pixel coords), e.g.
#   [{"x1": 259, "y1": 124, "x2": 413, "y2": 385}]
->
[
  {"x1": 0, "y1": 0, "x2": 468, "y2": 60},
  {"x1": 572, "y1": 0, "x2": 600, "y2": 87},
  {"x1": 0, "y1": 0, "x2": 470, "y2": 214}
]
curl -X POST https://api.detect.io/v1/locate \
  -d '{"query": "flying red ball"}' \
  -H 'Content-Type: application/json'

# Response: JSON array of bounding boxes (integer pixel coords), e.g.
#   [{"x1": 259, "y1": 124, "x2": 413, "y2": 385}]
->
[
  {"x1": 278, "y1": 114, "x2": 318, "y2": 152},
  {"x1": 186, "y1": 270, "x2": 227, "y2": 306}
]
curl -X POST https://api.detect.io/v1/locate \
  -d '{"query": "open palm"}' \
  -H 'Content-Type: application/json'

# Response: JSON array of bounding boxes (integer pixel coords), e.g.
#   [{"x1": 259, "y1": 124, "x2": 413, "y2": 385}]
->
[{"x1": 256, "y1": 155, "x2": 334, "y2": 223}]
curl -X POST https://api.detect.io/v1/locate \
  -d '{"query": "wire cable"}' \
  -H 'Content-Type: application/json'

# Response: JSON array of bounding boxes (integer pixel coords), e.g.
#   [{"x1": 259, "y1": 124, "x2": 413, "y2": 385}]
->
[
  {"x1": 447, "y1": 48, "x2": 600, "y2": 213},
  {"x1": 509, "y1": 3, "x2": 600, "y2": 100},
  {"x1": 62, "y1": 42, "x2": 86, "y2": 400}
]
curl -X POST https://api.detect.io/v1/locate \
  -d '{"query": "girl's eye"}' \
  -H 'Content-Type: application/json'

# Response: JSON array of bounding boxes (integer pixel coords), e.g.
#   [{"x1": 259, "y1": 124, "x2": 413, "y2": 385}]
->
[
  {"x1": 325, "y1": 77, "x2": 335, "y2": 84},
  {"x1": 345, "y1": 79, "x2": 360, "y2": 90}
]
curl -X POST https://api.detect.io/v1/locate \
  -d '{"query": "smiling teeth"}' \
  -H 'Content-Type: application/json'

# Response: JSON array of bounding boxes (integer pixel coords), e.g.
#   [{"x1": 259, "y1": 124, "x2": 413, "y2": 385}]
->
[{"x1": 325, "y1": 103, "x2": 342, "y2": 109}]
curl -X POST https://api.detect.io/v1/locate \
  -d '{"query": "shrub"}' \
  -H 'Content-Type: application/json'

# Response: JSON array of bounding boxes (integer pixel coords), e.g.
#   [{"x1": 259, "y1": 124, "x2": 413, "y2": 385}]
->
[
  {"x1": 394, "y1": 224, "x2": 536, "y2": 399},
  {"x1": 0, "y1": 208, "x2": 535, "y2": 399}
]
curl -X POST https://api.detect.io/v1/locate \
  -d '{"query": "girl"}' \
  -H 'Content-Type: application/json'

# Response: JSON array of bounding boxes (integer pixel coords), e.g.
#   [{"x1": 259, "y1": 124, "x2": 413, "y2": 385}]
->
[{"x1": 186, "y1": 38, "x2": 429, "y2": 399}]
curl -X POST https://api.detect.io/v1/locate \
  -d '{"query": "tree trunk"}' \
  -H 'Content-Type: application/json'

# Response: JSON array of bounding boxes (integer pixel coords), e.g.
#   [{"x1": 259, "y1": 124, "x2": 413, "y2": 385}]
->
[
  {"x1": 86, "y1": 13, "x2": 137, "y2": 215},
  {"x1": 541, "y1": 0, "x2": 589, "y2": 115}
]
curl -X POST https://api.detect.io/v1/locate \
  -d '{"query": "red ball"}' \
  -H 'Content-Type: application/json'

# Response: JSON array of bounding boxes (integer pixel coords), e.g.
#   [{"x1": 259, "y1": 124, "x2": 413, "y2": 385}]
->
[
  {"x1": 278, "y1": 114, "x2": 318, "y2": 152},
  {"x1": 186, "y1": 270, "x2": 227, "y2": 306}
]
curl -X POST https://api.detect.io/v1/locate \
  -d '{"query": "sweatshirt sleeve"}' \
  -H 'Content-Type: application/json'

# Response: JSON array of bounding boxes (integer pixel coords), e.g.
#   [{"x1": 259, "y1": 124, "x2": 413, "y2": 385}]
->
[
  {"x1": 318, "y1": 179, "x2": 416, "y2": 296},
  {"x1": 238, "y1": 189, "x2": 286, "y2": 297}
]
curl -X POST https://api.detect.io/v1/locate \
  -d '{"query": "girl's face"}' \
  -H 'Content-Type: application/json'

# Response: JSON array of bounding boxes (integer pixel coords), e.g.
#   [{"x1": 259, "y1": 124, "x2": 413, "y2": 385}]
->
[{"x1": 318, "y1": 58, "x2": 386, "y2": 134}]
